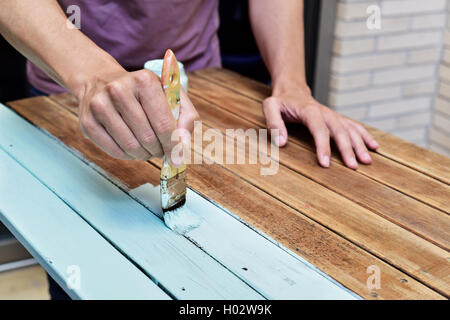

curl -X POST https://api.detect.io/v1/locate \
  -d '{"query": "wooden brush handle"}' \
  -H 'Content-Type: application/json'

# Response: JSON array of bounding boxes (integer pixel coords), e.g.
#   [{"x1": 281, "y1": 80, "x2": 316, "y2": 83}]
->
[
  {"x1": 161, "y1": 49, "x2": 181, "y2": 122},
  {"x1": 160, "y1": 49, "x2": 186, "y2": 179}
]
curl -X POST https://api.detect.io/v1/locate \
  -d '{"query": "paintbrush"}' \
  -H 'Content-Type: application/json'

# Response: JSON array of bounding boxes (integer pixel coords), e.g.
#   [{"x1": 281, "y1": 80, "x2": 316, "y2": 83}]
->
[{"x1": 160, "y1": 49, "x2": 199, "y2": 233}]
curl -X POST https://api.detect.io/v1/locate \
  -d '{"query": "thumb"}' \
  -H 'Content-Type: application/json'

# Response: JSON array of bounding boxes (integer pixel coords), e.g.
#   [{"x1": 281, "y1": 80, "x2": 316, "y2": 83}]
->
[{"x1": 263, "y1": 97, "x2": 288, "y2": 147}]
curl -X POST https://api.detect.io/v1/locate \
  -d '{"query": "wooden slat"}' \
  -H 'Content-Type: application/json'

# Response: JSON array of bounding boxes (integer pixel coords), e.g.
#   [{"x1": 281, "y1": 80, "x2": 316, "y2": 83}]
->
[
  {"x1": 188, "y1": 74, "x2": 450, "y2": 213},
  {"x1": 6, "y1": 99, "x2": 358, "y2": 300},
  {"x1": 44, "y1": 94, "x2": 448, "y2": 299},
  {"x1": 191, "y1": 68, "x2": 272, "y2": 102},
  {"x1": 193, "y1": 68, "x2": 450, "y2": 185},
  {"x1": 0, "y1": 148, "x2": 169, "y2": 300},
  {"x1": 369, "y1": 131, "x2": 450, "y2": 186},
  {"x1": 174, "y1": 163, "x2": 445, "y2": 299},
  {"x1": 189, "y1": 94, "x2": 450, "y2": 250},
  {"x1": 192, "y1": 123, "x2": 450, "y2": 296},
  {"x1": 130, "y1": 183, "x2": 357, "y2": 299},
  {"x1": 0, "y1": 103, "x2": 263, "y2": 300}
]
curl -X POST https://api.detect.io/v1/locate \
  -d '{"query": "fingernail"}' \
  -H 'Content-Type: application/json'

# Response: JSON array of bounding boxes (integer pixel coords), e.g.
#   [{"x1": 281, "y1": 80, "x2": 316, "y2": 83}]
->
[
  {"x1": 362, "y1": 152, "x2": 371, "y2": 162},
  {"x1": 277, "y1": 135, "x2": 286, "y2": 146},
  {"x1": 321, "y1": 155, "x2": 330, "y2": 167},
  {"x1": 371, "y1": 140, "x2": 379, "y2": 149},
  {"x1": 349, "y1": 157, "x2": 358, "y2": 168}
]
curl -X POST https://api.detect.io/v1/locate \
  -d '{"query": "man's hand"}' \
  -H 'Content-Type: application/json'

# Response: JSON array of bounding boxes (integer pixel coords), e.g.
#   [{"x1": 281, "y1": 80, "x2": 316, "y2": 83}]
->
[
  {"x1": 249, "y1": 0, "x2": 379, "y2": 169},
  {"x1": 263, "y1": 87, "x2": 379, "y2": 169},
  {"x1": 78, "y1": 69, "x2": 198, "y2": 165},
  {"x1": 0, "y1": 0, "x2": 198, "y2": 165}
]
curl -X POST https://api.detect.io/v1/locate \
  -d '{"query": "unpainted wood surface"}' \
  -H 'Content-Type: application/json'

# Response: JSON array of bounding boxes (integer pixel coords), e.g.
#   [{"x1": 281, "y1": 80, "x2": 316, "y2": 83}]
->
[
  {"x1": 188, "y1": 74, "x2": 450, "y2": 213},
  {"x1": 188, "y1": 121, "x2": 450, "y2": 296},
  {"x1": 192, "y1": 68, "x2": 450, "y2": 185},
  {"x1": 188, "y1": 94, "x2": 450, "y2": 250}
]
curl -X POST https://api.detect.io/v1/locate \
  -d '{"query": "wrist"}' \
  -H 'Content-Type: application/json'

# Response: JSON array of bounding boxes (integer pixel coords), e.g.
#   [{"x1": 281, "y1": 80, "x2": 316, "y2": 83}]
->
[
  {"x1": 272, "y1": 76, "x2": 311, "y2": 97},
  {"x1": 65, "y1": 51, "x2": 125, "y2": 100}
]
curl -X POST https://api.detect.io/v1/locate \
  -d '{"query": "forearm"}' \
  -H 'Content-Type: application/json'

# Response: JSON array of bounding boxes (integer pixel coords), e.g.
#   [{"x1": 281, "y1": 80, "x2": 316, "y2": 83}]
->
[
  {"x1": 249, "y1": 0, "x2": 309, "y2": 95},
  {"x1": 0, "y1": 0, "x2": 123, "y2": 98}
]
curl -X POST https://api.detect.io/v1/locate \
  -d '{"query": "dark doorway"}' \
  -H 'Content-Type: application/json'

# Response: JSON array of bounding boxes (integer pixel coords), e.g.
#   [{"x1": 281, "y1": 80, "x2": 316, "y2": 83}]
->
[
  {"x1": 218, "y1": 0, "x2": 321, "y2": 91},
  {"x1": 0, "y1": 37, "x2": 29, "y2": 103}
]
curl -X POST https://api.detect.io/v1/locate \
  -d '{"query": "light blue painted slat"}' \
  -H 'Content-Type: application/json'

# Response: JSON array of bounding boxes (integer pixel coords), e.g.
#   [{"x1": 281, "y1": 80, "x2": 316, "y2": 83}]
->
[
  {"x1": 132, "y1": 184, "x2": 359, "y2": 300},
  {"x1": 0, "y1": 104, "x2": 262, "y2": 300},
  {"x1": 0, "y1": 148, "x2": 169, "y2": 300}
]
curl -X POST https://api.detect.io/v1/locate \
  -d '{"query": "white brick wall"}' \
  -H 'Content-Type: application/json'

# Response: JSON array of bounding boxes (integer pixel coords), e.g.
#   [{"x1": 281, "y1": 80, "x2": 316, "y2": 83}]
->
[
  {"x1": 430, "y1": 6, "x2": 450, "y2": 155},
  {"x1": 328, "y1": 0, "x2": 449, "y2": 150}
]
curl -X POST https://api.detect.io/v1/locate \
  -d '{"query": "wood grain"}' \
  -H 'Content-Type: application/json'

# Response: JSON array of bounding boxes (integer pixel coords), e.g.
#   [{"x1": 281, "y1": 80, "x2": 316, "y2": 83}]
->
[
  {"x1": 193, "y1": 68, "x2": 450, "y2": 185},
  {"x1": 188, "y1": 74, "x2": 450, "y2": 213},
  {"x1": 191, "y1": 68, "x2": 272, "y2": 102},
  {"x1": 189, "y1": 94, "x2": 450, "y2": 250},
  {"x1": 31, "y1": 96, "x2": 446, "y2": 298},
  {"x1": 189, "y1": 122, "x2": 450, "y2": 297}
]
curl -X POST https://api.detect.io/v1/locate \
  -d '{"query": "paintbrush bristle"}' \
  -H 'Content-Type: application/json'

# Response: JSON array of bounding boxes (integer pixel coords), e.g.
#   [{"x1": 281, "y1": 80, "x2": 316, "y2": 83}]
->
[
  {"x1": 163, "y1": 204, "x2": 201, "y2": 235},
  {"x1": 162, "y1": 197, "x2": 186, "y2": 213}
]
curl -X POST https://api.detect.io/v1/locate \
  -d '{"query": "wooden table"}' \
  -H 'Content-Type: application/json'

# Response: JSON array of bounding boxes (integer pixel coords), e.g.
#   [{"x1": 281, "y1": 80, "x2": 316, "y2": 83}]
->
[{"x1": 1, "y1": 68, "x2": 449, "y2": 299}]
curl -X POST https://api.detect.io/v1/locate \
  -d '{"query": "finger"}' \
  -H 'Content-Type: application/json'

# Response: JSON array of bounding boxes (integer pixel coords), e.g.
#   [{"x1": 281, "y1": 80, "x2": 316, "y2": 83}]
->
[
  {"x1": 133, "y1": 70, "x2": 177, "y2": 159},
  {"x1": 262, "y1": 97, "x2": 288, "y2": 147},
  {"x1": 107, "y1": 81, "x2": 164, "y2": 158},
  {"x1": 79, "y1": 111, "x2": 132, "y2": 160},
  {"x1": 347, "y1": 126, "x2": 372, "y2": 164},
  {"x1": 303, "y1": 107, "x2": 331, "y2": 167},
  {"x1": 353, "y1": 122, "x2": 379, "y2": 150},
  {"x1": 329, "y1": 120, "x2": 358, "y2": 169},
  {"x1": 91, "y1": 94, "x2": 152, "y2": 160}
]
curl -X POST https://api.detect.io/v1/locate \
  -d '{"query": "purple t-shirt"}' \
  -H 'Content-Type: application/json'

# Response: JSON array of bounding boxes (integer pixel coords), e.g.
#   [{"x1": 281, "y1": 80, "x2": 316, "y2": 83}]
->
[{"x1": 27, "y1": 0, "x2": 221, "y2": 94}]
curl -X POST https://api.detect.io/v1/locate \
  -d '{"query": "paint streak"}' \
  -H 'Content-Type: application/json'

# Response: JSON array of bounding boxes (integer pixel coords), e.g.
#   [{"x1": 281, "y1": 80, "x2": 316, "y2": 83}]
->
[
  {"x1": 130, "y1": 183, "x2": 359, "y2": 300},
  {"x1": 164, "y1": 206, "x2": 201, "y2": 235},
  {"x1": 130, "y1": 183, "x2": 201, "y2": 235}
]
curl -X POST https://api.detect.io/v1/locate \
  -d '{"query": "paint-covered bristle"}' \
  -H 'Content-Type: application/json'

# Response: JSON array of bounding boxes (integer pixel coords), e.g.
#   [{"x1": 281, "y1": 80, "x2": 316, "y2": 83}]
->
[
  {"x1": 162, "y1": 196, "x2": 185, "y2": 213},
  {"x1": 163, "y1": 204, "x2": 201, "y2": 235}
]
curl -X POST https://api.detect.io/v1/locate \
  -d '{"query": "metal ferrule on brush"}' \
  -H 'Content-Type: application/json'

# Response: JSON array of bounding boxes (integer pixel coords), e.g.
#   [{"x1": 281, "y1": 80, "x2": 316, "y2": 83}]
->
[{"x1": 160, "y1": 161, "x2": 187, "y2": 212}]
